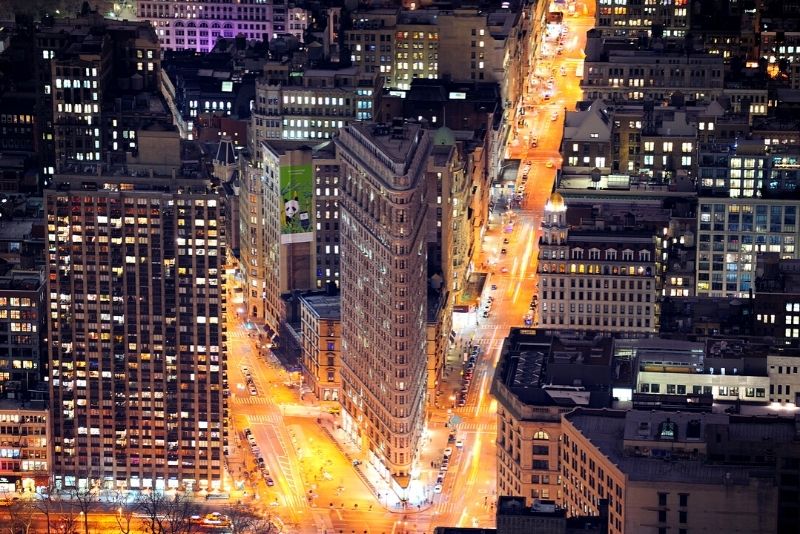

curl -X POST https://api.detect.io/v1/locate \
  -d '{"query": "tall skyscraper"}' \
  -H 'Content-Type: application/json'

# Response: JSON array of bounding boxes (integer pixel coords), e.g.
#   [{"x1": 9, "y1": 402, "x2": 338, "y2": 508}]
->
[
  {"x1": 335, "y1": 121, "x2": 431, "y2": 488},
  {"x1": 45, "y1": 137, "x2": 227, "y2": 493}
]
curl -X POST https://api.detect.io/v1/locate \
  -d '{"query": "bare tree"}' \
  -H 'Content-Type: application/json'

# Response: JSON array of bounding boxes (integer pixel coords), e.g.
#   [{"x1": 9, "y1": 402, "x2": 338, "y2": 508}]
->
[
  {"x1": 0, "y1": 497, "x2": 36, "y2": 534},
  {"x1": 9, "y1": 500, "x2": 36, "y2": 534},
  {"x1": 136, "y1": 492, "x2": 200, "y2": 534},
  {"x1": 71, "y1": 488, "x2": 96, "y2": 534},
  {"x1": 110, "y1": 491, "x2": 138, "y2": 534},
  {"x1": 224, "y1": 503, "x2": 278, "y2": 534},
  {"x1": 30, "y1": 483, "x2": 61, "y2": 534}
]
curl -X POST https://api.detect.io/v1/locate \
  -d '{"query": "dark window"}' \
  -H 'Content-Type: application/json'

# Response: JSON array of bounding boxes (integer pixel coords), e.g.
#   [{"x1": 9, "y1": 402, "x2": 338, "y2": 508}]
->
[
  {"x1": 658, "y1": 510, "x2": 667, "y2": 523},
  {"x1": 679, "y1": 493, "x2": 688, "y2": 507},
  {"x1": 679, "y1": 511, "x2": 687, "y2": 523},
  {"x1": 658, "y1": 492, "x2": 668, "y2": 506}
]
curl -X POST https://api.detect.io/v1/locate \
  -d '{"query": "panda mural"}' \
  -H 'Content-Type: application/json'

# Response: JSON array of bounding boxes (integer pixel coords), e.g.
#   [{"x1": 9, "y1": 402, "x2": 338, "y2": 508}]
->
[{"x1": 279, "y1": 164, "x2": 313, "y2": 235}]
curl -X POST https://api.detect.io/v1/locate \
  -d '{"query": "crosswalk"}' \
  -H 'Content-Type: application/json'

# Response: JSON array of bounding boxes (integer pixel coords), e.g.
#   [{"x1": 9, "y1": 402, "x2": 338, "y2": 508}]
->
[
  {"x1": 454, "y1": 422, "x2": 497, "y2": 432},
  {"x1": 246, "y1": 413, "x2": 282, "y2": 425},
  {"x1": 230, "y1": 395, "x2": 275, "y2": 405},
  {"x1": 452, "y1": 405, "x2": 497, "y2": 417}
]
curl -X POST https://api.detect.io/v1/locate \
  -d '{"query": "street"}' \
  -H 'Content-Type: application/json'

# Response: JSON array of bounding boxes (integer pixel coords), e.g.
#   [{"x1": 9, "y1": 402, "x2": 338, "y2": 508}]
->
[{"x1": 224, "y1": 2, "x2": 596, "y2": 532}]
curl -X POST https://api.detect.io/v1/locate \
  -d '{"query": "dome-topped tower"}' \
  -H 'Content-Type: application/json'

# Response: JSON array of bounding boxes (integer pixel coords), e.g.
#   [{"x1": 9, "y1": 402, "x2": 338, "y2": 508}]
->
[
  {"x1": 542, "y1": 191, "x2": 568, "y2": 245},
  {"x1": 545, "y1": 191, "x2": 566, "y2": 212}
]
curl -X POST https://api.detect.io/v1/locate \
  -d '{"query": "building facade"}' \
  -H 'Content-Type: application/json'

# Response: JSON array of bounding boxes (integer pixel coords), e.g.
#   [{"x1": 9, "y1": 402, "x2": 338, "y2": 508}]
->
[
  {"x1": 696, "y1": 197, "x2": 800, "y2": 297},
  {"x1": 0, "y1": 269, "x2": 46, "y2": 399},
  {"x1": 45, "y1": 160, "x2": 227, "y2": 492},
  {"x1": 299, "y1": 292, "x2": 341, "y2": 405},
  {"x1": 335, "y1": 122, "x2": 431, "y2": 488},
  {"x1": 537, "y1": 193, "x2": 660, "y2": 335},
  {"x1": 0, "y1": 403, "x2": 50, "y2": 494},
  {"x1": 136, "y1": 0, "x2": 288, "y2": 53},
  {"x1": 561, "y1": 409, "x2": 778, "y2": 534}
]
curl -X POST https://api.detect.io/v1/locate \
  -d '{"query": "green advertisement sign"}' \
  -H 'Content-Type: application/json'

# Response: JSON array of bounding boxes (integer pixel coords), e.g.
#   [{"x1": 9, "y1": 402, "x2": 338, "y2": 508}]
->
[{"x1": 280, "y1": 164, "x2": 313, "y2": 234}]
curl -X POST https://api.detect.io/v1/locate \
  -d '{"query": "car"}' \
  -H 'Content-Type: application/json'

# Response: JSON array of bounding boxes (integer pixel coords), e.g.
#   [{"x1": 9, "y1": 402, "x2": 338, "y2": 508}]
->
[
  {"x1": 444, "y1": 447, "x2": 453, "y2": 457},
  {"x1": 503, "y1": 238, "x2": 510, "y2": 244},
  {"x1": 436, "y1": 474, "x2": 445, "y2": 484},
  {"x1": 458, "y1": 399, "x2": 466, "y2": 407},
  {"x1": 546, "y1": 159, "x2": 555, "y2": 168},
  {"x1": 560, "y1": 66, "x2": 567, "y2": 76},
  {"x1": 482, "y1": 311, "x2": 489, "y2": 318},
  {"x1": 249, "y1": 386, "x2": 258, "y2": 396},
  {"x1": 257, "y1": 457, "x2": 265, "y2": 466},
  {"x1": 456, "y1": 439, "x2": 464, "y2": 448},
  {"x1": 241, "y1": 366, "x2": 249, "y2": 374},
  {"x1": 448, "y1": 433, "x2": 456, "y2": 443},
  {"x1": 500, "y1": 248, "x2": 507, "y2": 255},
  {"x1": 551, "y1": 112, "x2": 559, "y2": 121},
  {"x1": 266, "y1": 477, "x2": 275, "y2": 487},
  {"x1": 434, "y1": 484, "x2": 443, "y2": 494},
  {"x1": 530, "y1": 137, "x2": 539, "y2": 147},
  {"x1": 440, "y1": 462, "x2": 448, "y2": 472},
  {"x1": 244, "y1": 428, "x2": 252, "y2": 436},
  {"x1": 352, "y1": 459, "x2": 362, "y2": 466},
  {"x1": 500, "y1": 267, "x2": 509, "y2": 273},
  {"x1": 490, "y1": 284, "x2": 498, "y2": 290},
  {"x1": 517, "y1": 185, "x2": 526, "y2": 192}
]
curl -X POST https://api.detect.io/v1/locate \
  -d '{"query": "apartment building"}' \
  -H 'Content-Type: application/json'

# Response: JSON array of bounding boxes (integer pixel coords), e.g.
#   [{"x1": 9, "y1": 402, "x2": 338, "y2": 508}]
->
[
  {"x1": 537, "y1": 194, "x2": 661, "y2": 335},
  {"x1": 582, "y1": 31, "x2": 725, "y2": 103},
  {"x1": 0, "y1": 402, "x2": 50, "y2": 494},
  {"x1": 45, "y1": 136, "x2": 227, "y2": 493},
  {"x1": 249, "y1": 64, "x2": 381, "y2": 161},
  {"x1": 344, "y1": 7, "x2": 517, "y2": 94},
  {"x1": 490, "y1": 329, "x2": 615, "y2": 507},
  {"x1": 136, "y1": 0, "x2": 288, "y2": 53},
  {"x1": 334, "y1": 121, "x2": 431, "y2": 489},
  {"x1": 36, "y1": 15, "x2": 164, "y2": 176},
  {"x1": 0, "y1": 269, "x2": 46, "y2": 399},
  {"x1": 299, "y1": 291, "x2": 341, "y2": 405},
  {"x1": 561, "y1": 409, "x2": 778, "y2": 534},
  {"x1": 312, "y1": 143, "x2": 341, "y2": 290},
  {"x1": 595, "y1": 0, "x2": 690, "y2": 39}
]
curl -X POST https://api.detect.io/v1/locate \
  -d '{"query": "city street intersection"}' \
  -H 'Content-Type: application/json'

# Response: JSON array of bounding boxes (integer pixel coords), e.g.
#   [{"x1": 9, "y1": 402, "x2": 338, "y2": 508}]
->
[{"x1": 225, "y1": 2, "x2": 595, "y2": 532}]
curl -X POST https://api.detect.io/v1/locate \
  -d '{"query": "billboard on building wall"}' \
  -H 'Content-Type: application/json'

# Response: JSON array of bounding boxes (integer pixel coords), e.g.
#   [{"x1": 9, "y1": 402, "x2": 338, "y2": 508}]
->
[{"x1": 280, "y1": 164, "x2": 313, "y2": 236}]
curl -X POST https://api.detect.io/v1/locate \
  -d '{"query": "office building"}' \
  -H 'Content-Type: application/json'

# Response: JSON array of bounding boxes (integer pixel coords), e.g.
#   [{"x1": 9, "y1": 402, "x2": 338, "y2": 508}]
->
[
  {"x1": 249, "y1": 64, "x2": 381, "y2": 160},
  {"x1": 561, "y1": 409, "x2": 779, "y2": 534},
  {"x1": 45, "y1": 134, "x2": 227, "y2": 492},
  {"x1": 537, "y1": 193, "x2": 661, "y2": 335},
  {"x1": 626, "y1": 337, "x2": 770, "y2": 405},
  {"x1": 696, "y1": 197, "x2": 800, "y2": 297},
  {"x1": 299, "y1": 291, "x2": 341, "y2": 405},
  {"x1": 582, "y1": 31, "x2": 724, "y2": 103},
  {"x1": 491, "y1": 328, "x2": 616, "y2": 507},
  {"x1": 136, "y1": 0, "x2": 288, "y2": 53},
  {"x1": 335, "y1": 121, "x2": 431, "y2": 489},
  {"x1": 239, "y1": 141, "x2": 320, "y2": 328},
  {"x1": 595, "y1": 0, "x2": 690, "y2": 39},
  {"x1": 344, "y1": 7, "x2": 518, "y2": 99}
]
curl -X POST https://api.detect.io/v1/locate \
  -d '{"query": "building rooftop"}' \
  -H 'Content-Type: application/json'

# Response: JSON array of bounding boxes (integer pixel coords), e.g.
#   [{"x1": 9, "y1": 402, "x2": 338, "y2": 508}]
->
[
  {"x1": 0, "y1": 269, "x2": 44, "y2": 292},
  {"x1": 300, "y1": 292, "x2": 340, "y2": 320},
  {"x1": 566, "y1": 408, "x2": 779, "y2": 485},
  {"x1": 493, "y1": 329, "x2": 613, "y2": 409}
]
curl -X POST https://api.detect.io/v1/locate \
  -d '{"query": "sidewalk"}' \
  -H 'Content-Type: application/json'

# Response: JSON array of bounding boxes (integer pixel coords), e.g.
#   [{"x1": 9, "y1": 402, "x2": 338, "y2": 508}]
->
[{"x1": 314, "y1": 413, "x2": 444, "y2": 515}]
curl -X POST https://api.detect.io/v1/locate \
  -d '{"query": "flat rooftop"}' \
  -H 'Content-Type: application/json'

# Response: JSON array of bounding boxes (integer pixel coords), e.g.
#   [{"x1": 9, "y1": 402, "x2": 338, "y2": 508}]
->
[
  {"x1": 301, "y1": 293, "x2": 340, "y2": 320},
  {"x1": 566, "y1": 409, "x2": 780, "y2": 485},
  {"x1": 349, "y1": 121, "x2": 424, "y2": 165}
]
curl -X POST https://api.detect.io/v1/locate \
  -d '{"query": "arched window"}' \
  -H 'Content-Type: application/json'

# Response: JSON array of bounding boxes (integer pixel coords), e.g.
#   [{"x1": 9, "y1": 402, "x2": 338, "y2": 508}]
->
[
  {"x1": 174, "y1": 21, "x2": 184, "y2": 27},
  {"x1": 533, "y1": 430, "x2": 549, "y2": 440},
  {"x1": 211, "y1": 22, "x2": 221, "y2": 29}
]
